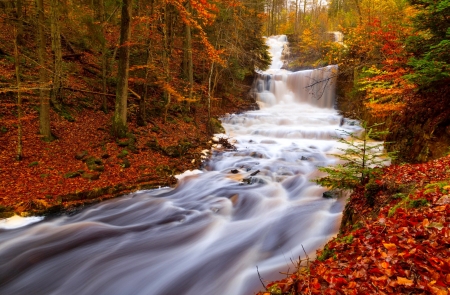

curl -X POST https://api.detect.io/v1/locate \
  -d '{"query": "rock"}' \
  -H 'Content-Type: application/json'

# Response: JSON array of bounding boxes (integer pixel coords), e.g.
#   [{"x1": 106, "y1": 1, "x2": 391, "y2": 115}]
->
[
  {"x1": 323, "y1": 190, "x2": 340, "y2": 199},
  {"x1": 28, "y1": 161, "x2": 39, "y2": 167},
  {"x1": 64, "y1": 170, "x2": 84, "y2": 178},
  {"x1": 81, "y1": 172, "x2": 100, "y2": 180},
  {"x1": 75, "y1": 151, "x2": 88, "y2": 160},
  {"x1": 146, "y1": 139, "x2": 160, "y2": 151},
  {"x1": 231, "y1": 169, "x2": 239, "y2": 174},
  {"x1": 209, "y1": 117, "x2": 225, "y2": 134},
  {"x1": 117, "y1": 149, "x2": 129, "y2": 159},
  {"x1": 85, "y1": 157, "x2": 104, "y2": 172},
  {"x1": 250, "y1": 152, "x2": 263, "y2": 158},
  {"x1": 121, "y1": 158, "x2": 131, "y2": 168}
]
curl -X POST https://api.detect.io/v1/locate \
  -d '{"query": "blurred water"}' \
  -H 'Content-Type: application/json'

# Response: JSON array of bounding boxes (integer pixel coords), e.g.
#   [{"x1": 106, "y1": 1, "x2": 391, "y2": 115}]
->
[{"x1": 0, "y1": 35, "x2": 358, "y2": 295}]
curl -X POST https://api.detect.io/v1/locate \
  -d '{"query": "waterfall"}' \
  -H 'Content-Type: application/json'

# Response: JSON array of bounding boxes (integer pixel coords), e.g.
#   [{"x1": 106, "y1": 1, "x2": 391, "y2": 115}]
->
[{"x1": 0, "y1": 35, "x2": 358, "y2": 295}]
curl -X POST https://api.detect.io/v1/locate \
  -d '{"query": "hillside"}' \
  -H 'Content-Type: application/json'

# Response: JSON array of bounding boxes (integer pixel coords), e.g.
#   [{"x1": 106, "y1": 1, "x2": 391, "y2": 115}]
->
[{"x1": 257, "y1": 155, "x2": 450, "y2": 294}]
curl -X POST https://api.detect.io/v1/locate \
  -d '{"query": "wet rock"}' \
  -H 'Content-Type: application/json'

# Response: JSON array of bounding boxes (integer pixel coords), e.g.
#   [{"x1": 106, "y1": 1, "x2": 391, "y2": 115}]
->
[
  {"x1": 231, "y1": 169, "x2": 239, "y2": 174},
  {"x1": 323, "y1": 190, "x2": 340, "y2": 199},
  {"x1": 208, "y1": 117, "x2": 225, "y2": 134}
]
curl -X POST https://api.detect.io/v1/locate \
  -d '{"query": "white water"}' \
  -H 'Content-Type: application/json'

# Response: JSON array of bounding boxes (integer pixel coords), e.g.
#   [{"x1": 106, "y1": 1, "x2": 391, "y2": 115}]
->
[{"x1": 0, "y1": 35, "x2": 358, "y2": 295}]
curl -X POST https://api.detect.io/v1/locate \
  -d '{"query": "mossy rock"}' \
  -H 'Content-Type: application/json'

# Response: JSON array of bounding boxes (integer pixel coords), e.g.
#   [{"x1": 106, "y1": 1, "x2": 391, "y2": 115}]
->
[
  {"x1": 208, "y1": 117, "x2": 225, "y2": 134},
  {"x1": 117, "y1": 149, "x2": 129, "y2": 159},
  {"x1": 64, "y1": 170, "x2": 84, "y2": 178},
  {"x1": 163, "y1": 139, "x2": 191, "y2": 158},
  {"x1": 85, "y1": 157, "x2": 104, "y2": 172},
  {"x1": 28, "y1": 161, "x2": 39, "y2": 167},
  {"x1": 146, "y1": 138, "x2": 160, "y2": 151},
  {"x1": 75, "y1": 150, "x2": 88, "y2": 160},
  {"x1": 117, "y1": 133, "x2": 137, "y2": 151},
  {"x1": 81, "y1": 172, "x2": 100, "y2": 180},
  {"x1": 120, "y1": 158, "x2": 131, "y2": 168}
]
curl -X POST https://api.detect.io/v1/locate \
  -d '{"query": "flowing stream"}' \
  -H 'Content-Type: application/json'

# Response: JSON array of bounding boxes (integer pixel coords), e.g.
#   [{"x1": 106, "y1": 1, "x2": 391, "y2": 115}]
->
[{"x1": 0, "y1": 35, "x2": 358, "y2": 295}]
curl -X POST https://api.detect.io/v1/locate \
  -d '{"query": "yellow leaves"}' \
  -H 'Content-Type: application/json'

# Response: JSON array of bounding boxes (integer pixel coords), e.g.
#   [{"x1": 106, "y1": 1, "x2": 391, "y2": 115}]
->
[{"x1": 397, "y1": 276, "x2": 414, "y2": 286}]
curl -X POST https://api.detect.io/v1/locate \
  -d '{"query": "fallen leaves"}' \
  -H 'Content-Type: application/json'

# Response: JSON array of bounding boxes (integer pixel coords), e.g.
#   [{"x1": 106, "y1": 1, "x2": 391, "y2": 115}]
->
[{"x1": 257, "y1": 155, "x2": 450, "y2": 295}]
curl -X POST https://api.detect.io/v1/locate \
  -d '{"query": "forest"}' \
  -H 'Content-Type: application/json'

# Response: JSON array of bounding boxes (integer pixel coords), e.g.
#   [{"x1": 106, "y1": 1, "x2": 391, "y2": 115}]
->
[{"x1": 1, "y1": 0, "x2": 450, "y2": 294}]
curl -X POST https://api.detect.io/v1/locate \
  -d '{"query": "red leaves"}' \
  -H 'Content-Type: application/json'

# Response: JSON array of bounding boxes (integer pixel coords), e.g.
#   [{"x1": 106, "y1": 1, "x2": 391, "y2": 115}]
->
[{"x1": 257, "y1": 156, "x2": 450, "y2": 295}]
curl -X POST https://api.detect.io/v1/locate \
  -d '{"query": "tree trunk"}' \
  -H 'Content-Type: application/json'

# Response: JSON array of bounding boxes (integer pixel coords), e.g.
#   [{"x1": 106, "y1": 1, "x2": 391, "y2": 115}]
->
[
  {"x1": 96, "y1": 0, "x2": 108, "y2": 113},
  {"x1": 162, "y1": 3, "x2": 171, "y2": 123},
  {"x1": 16, "y1": 0, "x2": 23, "y2": 43},
  {"x1": 295, "y1": 0, "x2": 299, "y2": 34},
  {"x1": 185, "y1": 1, "x2": 193, "y2": 102},
  {"x1": 271, "y1": 0, "x2": 275, "y2": 35},
  {"x1": 14, "y1": 26, "x2": 23, "y2": 160},
  {"x1": 353, "y1": 0, "x2": 362, "y2": 25},
  {"x1": 207, "y1": 62, "x2": 214, "y2": 135},
  {"x1": 138, "y1": 0, "x2": 155, "y2": 126},
  {"x1": 50, "y1": 0, "x2": 63, "y2": 110},
  {"x1": 112, "y1": 0, "x2": 132, "y2": 138},
  {"x1": 36, "y1": 0, "x2": 52, "y2": 141}
]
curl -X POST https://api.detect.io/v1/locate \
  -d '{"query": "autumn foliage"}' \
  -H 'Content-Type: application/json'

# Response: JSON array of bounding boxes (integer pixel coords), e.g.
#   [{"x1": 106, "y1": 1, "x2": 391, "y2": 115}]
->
[{"x1": 258, "y1": 156, "x2": 450, "y2": 295}]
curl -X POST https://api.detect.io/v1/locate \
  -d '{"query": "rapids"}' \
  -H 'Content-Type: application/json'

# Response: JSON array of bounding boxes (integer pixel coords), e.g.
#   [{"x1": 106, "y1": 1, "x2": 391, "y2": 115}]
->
[{"x1": 0, "y1": 35, "x2": 358, "y2": 295}]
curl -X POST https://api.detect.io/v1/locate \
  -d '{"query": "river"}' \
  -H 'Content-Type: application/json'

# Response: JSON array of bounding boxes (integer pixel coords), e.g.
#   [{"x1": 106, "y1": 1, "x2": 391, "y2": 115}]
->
[{"x1": 0, "y1": 35, "x2": 357, "y2": 295}]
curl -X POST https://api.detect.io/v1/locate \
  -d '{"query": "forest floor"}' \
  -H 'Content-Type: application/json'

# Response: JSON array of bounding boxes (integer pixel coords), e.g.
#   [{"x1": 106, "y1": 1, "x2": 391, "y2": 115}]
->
[
  {"x1": 0, "y1": 92, "x2": 253, "y2": 218},
  {"x1": 257, "y1": 156, "x2": 450, "y2": 295}
]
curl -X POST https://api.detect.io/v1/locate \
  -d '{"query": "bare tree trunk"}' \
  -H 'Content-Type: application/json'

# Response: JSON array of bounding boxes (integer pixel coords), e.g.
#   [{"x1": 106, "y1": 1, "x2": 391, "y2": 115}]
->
[
  {"x1": 36, "y1": 0, "x2": 52, "y2": 141},
  {"x1": 303, "y1": 0, "x2": 307, "y2": 25},
  {"x1": 271, "y1": 0, "x2": 275, "y2": 35},
  {"x1": 50, "y1": 0, "x2": 63, "y2": 110},
  {"x1": 112, "y1": 0, "x2": 132, "y2": 138},
  {"x1": 13, "y1": 26, "x2": 23, "y2": 160},
  {"x1": 138, "y1": 0, "x2": 155, "y2": 126},
  {"x1": 207, "y1": 62, "x2": 214, "y2": 135},
  {"x1": 353, "y1": 0, "x2": 362, "y2": 25},
  {"x1": 295, "y1": 0, "x2": 299, "y2": 34},
  {"x1": 16, "y1": 0, "x2": 23, "y2": 42},
  {"x1": 96, "y1": 0, "x2": 108, "y2": 113},
  {"x1": 162, "y1": 3, "x2": 171, "y2": 123},
  {"x1": 185, "y1": 1, "x2": 193, "y2": 102}
]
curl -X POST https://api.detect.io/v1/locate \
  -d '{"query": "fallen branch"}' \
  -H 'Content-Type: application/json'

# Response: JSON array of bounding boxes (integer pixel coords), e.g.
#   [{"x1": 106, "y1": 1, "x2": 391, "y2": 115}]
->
[{"x1": 63, "y1": 87, "x2": 115, "y2": 97}]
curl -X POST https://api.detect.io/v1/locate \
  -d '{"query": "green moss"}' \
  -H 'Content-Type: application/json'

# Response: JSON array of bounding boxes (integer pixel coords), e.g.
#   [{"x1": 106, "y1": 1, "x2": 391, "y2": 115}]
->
[
  {"x1": 85, "y1": 157, "x2": 104, "y2": 172},
  {"x1": 208, "y1": 117, "x2": 225, "y2": 134},
  {"x1": 317, "y1": 245, "x2": 336, "y2": 262},
  {"x1": 28, "y1": 161, "x2": 39, "y2": 167},
  {"x1": 338, "y1": 234, "x2": 354, "y2": 244},
  {"x1": 408, "y1": 198, "x2": 428, "y2": 208},
  {"x1": 64, "y1": 170, "x2": 84, "y2": 178},
  {"x1": 117, "y1": 149, "x2": 129, "y2": 159}
]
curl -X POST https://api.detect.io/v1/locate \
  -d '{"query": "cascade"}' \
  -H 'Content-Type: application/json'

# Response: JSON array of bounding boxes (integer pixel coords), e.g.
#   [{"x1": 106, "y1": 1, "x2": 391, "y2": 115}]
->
[{"x1": 0, "y1": 35, "x2": 357, "y2": 295}]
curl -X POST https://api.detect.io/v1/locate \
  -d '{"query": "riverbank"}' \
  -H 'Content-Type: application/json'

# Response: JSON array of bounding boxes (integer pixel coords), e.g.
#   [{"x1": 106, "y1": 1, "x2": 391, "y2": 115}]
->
[
  {"x1": 0, "y1": 94, "x2": 255, "y2": 218},
  {"x1": 257, "y1": 155, "x2": 450, "y2": 294}
]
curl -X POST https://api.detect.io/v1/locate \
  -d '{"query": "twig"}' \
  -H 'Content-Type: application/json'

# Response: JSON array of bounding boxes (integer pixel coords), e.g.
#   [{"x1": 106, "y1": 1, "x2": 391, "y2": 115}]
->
[
  {"x1": 256, "y1": 266, "x2": 267, "y2": 291},
  {"x1": 128, "y1": 88, "x2": 141, "y2": 99}
]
